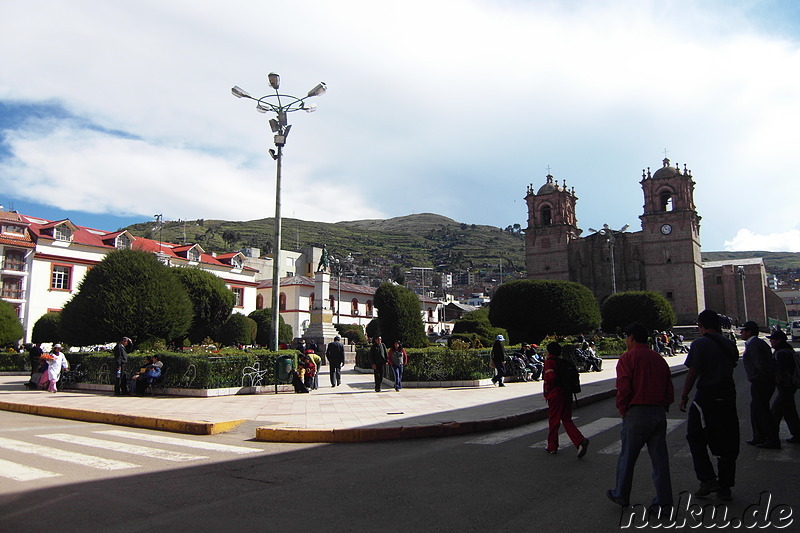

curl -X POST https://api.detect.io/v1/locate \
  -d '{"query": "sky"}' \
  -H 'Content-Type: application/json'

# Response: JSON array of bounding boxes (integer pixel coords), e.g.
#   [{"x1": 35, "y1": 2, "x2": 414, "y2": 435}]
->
[{"x1": 1, "y1": 0, "x2": 799, "y2": 252}]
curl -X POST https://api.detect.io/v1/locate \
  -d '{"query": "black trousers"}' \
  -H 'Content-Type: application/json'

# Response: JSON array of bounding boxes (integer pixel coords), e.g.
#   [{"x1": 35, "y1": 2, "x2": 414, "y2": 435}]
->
[
  {"x1": 772, "y1": 385, "x2": 800, "y2": 438},
  {"x1": 750, "y1": 380, "x2": 778, "y2": 444},
  {"x1": 114, "y1": 365, "x2": 128, "y2": 395},
  {"x1": 687, "y1": 395, "x2": 739, "y2": 488}
]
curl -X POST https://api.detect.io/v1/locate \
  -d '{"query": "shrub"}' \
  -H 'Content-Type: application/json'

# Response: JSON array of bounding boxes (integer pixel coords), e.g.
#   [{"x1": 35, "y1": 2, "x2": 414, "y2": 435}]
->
[
  {"x1": 248, "y1": 308, "x2": 293, "y2": 347},
  {"x1": 489, "y1": 279, "x2": 600, "y2": 344},
  {"x1": 335, "y1": 324, "x2": 366, "y2": 344},
  {"x1": 0, "y1": 299, "x2": 24, "y2": 347},
  {"x1": 451, "y1": 307, "x2": 507, "y2": 347},
  {"x1": 601, "y1": 291, "x2": 676, "y2": 334},
  {"x1": 32, "y1": 312, "x2": 62, "y2": 344},
  {"x1": 373, "y1": 283, "x2": 427, "y2": 347},
  {"x1": 217, "y1": 313, "x2": 257, "y2": 346},
  {"x1": 60, "y1": 249, "x2": 193, "y2": 345}
]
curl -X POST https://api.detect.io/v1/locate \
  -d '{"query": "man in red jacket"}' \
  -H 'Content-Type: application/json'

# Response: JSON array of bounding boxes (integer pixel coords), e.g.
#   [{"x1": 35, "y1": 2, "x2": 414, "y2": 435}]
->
[{"x1": 607, "y1": 323, "x2": 674, "y2": 509}]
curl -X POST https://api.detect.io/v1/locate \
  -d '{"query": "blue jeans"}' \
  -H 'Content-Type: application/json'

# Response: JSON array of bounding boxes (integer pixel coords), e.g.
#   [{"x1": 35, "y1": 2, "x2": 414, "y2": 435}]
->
[
  {"x1": 392, "y1": 364, "x2": 403, "y2": 390},
  {"x1": 611, "y1": 405, "x2": 673, "y2": 506}
]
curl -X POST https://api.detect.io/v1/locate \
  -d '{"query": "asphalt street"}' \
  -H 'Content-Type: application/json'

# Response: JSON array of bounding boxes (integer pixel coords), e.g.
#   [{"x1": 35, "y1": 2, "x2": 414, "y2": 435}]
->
[{"x1": 1, "y1": 363, "x2": 797, "y2": 532}]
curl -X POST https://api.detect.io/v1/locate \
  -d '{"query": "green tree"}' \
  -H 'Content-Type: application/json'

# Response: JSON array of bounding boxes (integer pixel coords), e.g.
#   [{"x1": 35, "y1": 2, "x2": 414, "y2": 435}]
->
[
  {"x1": 248, "y1": 308, "x2": 293, "y2": 347},
  {"x1": 217, "y1": 313, "x2": 257, "y2": 346},
  {"x1": 32, "y1": 311, "x2": 62, "y2": 344},
  {"x1": 60, "y1": 249, "x2": 193, "y2": 346},
  {"x1": 335, "y1": 323, "x2": 366, "y2": 344},
  {"x1": 601, "y1": 291, "x2": 676, "y2": 334},
  {"x1": 365, "y1": 318, "x2": 381, "y2": 340},
  {"x1": 0, "y1": 299, "x2": 24, "y2": 346},
  {"x1": 172, "y1": 267, "x2": 235, "y2": 344},
  {"x1": 373, "y1": 282, "x2": 427, "y2": 348},
  {"x1": 451, "y1": 307, "x2": 507, "y2": 347},
  {"x1": 489, "y1": 279, "x2": 600, "y2": 344}
]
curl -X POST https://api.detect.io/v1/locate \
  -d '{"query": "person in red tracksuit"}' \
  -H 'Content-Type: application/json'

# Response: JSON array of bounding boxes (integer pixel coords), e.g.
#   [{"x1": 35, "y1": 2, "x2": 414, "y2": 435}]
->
[{"x1": 543, "y1": 341, "x2": 589, "y2": 457}]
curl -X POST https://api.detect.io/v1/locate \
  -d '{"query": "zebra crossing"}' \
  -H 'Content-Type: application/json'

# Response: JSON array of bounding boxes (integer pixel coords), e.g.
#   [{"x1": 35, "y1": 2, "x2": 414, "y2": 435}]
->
[
  {"x1": 466, "y1": 416, "x2": 799, "y2": 462},
  {"x1": 0, "y1": 428, "x2": 263, "y2": 483}
]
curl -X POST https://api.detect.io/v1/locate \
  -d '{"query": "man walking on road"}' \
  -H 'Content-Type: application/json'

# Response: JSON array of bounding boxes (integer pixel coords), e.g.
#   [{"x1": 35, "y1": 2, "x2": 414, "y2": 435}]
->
[
  {"x1": 607, "y1": 323, "x2": 674, "y2": 508},
  {"x1": 543, "y1": 342, "x2": 589, "y2": 457},
  {"x1": 767, "y1": 329, "x2": 800, "y2": 444},
  {"x1": 326, "y1": 336, "x2": 345, "y2": 387},
  {"x1": 679, "y1": 310, "x2": 740, "y2": 501},
  {"x1": 740, "y1": 320, "x2": 780, "y2": 448},
  {"x1": 370, "y1": 336, "x2": 388, "y2": 392}
]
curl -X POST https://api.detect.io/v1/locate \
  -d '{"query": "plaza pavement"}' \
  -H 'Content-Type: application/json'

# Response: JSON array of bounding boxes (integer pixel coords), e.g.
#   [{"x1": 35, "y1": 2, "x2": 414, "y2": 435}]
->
[{"x1": 0, "y1": 357, "x2": 688, "y2": 442}]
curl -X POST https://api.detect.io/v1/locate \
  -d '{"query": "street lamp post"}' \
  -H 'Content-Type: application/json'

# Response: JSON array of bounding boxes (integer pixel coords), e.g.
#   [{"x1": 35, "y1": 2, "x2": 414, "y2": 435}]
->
[
  {"x1": 232, "y1": 74, "x2": 326, "y2": 351},
  {"x1": 588, "y1": 223, "x2": 629, "y2": 294},
  {"x1": 330, "y1": 253, "x2": 353, "y2": 324}
]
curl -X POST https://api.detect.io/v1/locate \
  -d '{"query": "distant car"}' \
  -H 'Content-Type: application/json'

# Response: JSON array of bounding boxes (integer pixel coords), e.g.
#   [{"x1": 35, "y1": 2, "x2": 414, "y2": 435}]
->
[{"x1": 791, "y1": 320, "x2": 800, "y2": 342}]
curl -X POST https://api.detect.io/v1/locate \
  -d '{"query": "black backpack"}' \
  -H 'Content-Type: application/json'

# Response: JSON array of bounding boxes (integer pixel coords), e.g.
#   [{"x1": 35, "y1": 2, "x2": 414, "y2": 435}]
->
[{"x1": 555, "y1": 357, "x2": 581, "y2": 394}]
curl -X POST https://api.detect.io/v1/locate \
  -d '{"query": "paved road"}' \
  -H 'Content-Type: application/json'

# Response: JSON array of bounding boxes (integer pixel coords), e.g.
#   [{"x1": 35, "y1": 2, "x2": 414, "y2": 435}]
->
[{"x1": 1, "y1": 365, "x2": 797, "y2": 532}]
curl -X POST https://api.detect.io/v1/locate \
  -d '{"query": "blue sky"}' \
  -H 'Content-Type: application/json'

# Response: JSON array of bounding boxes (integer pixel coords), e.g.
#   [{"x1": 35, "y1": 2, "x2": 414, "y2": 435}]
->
[{"x1": 1, "y1": 0, "x2": 799, "y2": 251}]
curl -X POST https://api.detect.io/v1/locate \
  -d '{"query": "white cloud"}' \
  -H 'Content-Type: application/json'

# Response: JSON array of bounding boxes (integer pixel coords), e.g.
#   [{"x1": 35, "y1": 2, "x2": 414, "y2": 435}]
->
[
  {"x1": 0, "y1": 0, "x2": 799, "y2": 250},
  {"x1": 724, "y1": 229, "x2": 800, "y2": 252}
]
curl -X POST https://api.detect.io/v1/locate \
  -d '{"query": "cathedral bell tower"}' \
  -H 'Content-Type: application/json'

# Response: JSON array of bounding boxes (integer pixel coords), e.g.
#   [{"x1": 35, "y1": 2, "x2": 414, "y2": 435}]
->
[
  {"x1": 524, "y1": 174, "x2": 580, "y2": 281},
  {"x1": 639, "y1": 158, "x2": 705, "y2": 323}
]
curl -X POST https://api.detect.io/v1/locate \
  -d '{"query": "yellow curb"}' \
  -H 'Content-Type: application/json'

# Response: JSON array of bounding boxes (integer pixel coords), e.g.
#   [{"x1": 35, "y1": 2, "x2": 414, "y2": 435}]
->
[
  {"x1": 256, "y1": 427, "x2": 335, "y2": 442},
  {"x1": 0, "y1": 401, "x2": 244, "y2": 435}
]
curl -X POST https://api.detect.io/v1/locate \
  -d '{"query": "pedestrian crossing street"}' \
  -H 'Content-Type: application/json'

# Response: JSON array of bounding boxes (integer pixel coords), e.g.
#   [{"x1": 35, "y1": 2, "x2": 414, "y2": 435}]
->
[
  {"x1": 465, "y1": 416, "x2": 799, "y2": 462},
  {"x1": 0, "y1": 428, "x2": 263, "y2": 483}
]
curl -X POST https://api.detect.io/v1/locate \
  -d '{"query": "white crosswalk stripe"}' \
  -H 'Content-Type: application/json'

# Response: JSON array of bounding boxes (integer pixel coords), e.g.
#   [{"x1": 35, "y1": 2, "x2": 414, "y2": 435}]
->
[
  {"x1": 529, "y1": 417, "x2": 621, "y2": 449},
  {"x1": 38, "y1": 434, "x2": 208, "y2": 462},
  {"x1": 0, "y1": 458, "x2": 60, "y2": 481},
  {"x1": 596, "y1": 418, "x2": 685, "y2": 455},
  {"x1": 464, "y1": 419, "x2": 557, "y2": 445},
  {"x1": 0, "y1": 436, "x2": 138, "y2": 470},
  {"x1": 94, "y1": 430, "x2": 261, "y2": 454}
]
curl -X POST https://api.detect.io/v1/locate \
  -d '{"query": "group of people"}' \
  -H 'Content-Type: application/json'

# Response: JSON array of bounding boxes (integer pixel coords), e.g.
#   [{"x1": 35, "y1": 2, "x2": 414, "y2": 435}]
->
[
  {"x1": 25, "y1": 343, "x2": 69, "y2": 393},
  {"x1": 607, "y1": 310, "x2": 798, "y2": 511},
  {"x1": 369, "y1": 336, "x2": 407, "y2": 392}
]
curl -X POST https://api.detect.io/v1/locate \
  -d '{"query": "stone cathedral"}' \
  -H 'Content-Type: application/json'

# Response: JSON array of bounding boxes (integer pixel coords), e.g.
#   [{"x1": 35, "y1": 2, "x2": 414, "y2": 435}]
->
[{"x1": 524, "y1": 157, "x2": 705, "y2": 325}]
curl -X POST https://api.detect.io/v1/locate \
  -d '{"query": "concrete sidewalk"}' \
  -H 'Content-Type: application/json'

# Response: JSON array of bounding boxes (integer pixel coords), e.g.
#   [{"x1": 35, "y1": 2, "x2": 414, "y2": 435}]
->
[{"x1": 0, "y1": 358, "x2": 688, "y2": 442}]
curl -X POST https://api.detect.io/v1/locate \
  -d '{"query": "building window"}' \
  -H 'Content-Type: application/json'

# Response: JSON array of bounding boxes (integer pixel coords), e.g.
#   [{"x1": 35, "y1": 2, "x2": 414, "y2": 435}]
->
[
  {"x1": 366, "y1": 300, "x2": 373, "y2": 317},
  {"x1": 50, "y1": 264, "x2": 72, "y2": 291},
  {"x1": 541, "y1": 206, "x2": 552, "y2": 226},
  {"x1": 232, "y1": 255, "x2": 242, "y2": 268},
  {"x1": 3, "y1": 250, "x2": 25, "y2": 271},
  {"x1": 54, "y1": 225, "x2": 72, "y2": 242},
  {"x1": 428, "y1": 307, "x2": 434, "y2": 321},
  {"x1": 279, "y1": 292, "x2": 287, "y2": 311},
  {"x1": 1, "y1": 277, "x2": 23, "y2": 299},
  {"x1": 715, "y1": 275, "x2": 723, "y2": 284},
  {"x1": 310, "y1": 292, "x2": 315, "y2": 311},
  {"x1": 256, "y1": 294, "x2": 264, "y2": 309},
  {"x1": 188, "y1": 248, "x2": 200, "y2": 262},
  {"x1": 659, "y1": 192, "x2": 674, "y2": 212},
  {"x1": 116, "y1": 234, "x2": 131, "y2": 250},
  {"x1": 666, "y1": 291, "x2": 673, "y2": 300},
  {"x1": 3, "y1": 224, "x2": 24, "y2": 235},
  {"x1": 351, "y1": 299, "x2": 359, "y2": 316},
  {"x1": 231, "y1": 286, "x2": 244, "y2": 307}
]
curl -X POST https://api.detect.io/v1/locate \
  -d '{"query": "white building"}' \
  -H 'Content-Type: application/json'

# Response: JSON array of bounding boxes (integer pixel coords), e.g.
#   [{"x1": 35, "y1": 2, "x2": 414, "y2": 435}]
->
[{"x1": 0, "y1": 211, "x2": 260, "y2": 343}]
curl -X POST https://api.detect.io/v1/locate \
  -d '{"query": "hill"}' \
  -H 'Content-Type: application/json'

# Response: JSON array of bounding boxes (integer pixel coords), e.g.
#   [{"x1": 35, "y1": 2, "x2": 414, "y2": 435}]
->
[{"x1": 124, "y1": 213, "x2": 527, "y2": 274}]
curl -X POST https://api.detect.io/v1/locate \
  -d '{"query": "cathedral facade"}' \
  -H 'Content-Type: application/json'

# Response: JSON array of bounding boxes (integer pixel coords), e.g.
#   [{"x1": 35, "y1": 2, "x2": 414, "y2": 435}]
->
[{"x1": 524, "y1": 158, "x2": 705, "y2": 325}]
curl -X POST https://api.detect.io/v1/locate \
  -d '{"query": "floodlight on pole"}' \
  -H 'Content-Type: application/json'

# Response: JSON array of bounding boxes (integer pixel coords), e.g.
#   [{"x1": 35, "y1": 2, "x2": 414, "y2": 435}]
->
[{"x1": 231, "y1": 73, "x2": 327, "y2": 351}]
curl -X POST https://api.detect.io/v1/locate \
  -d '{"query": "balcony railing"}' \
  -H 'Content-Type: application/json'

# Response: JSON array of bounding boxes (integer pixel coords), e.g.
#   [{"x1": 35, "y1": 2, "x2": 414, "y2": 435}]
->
[
  {"x1": 1, "y1": 259, "x2": 27, "y2": 272},
  {"x1": 0, "y1": 288, "x2": 24, "y2": 299}
]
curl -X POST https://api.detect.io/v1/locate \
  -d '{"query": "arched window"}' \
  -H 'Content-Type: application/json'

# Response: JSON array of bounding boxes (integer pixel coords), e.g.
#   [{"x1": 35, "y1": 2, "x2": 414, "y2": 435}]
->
[
  {"x1": 256, "y1": 294, "x2": 264, "y2": 310},
  {"x1": 351, "y1": 298, "x2": 359, "y2": 316},
  {"x1": 659, "y1": 191, "x2": 674, "y2": 212},
  {"x1": 310, "y1": 292, "x2": 315, "y2": 312},
  {"x1": 427, "y1": 307, "x2": 434, "y2": 320},
  {"x1": 279, "y1": 292, "x2": 287, "y2": 311},
  {"x1": 541, "y1": 205, "x2": 552, "y2": 226},
  {"x1": 366, "y1": 300, "x2": 374, "y2": 317}
]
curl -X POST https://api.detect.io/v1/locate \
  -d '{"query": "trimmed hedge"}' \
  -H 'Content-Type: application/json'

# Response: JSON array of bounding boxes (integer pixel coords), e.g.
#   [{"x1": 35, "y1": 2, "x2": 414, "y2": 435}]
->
[{"x1": 355, "y1": 346, "x2": 492, "y2": 381}]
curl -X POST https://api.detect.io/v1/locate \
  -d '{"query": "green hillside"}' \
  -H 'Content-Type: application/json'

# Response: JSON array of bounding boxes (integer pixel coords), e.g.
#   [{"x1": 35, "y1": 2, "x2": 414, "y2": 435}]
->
[{"x1": 124, "y1": 213, "x2": 527, "y2": 273}]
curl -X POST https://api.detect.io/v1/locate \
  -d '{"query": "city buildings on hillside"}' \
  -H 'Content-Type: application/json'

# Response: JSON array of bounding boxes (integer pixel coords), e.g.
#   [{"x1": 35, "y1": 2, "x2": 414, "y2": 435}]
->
[
  {"x1": 524, "y1": 157, "x2": 787, "y2": 326},
  {"x1": 0, "y1": 210, "x2": 259, "y2": 344}
]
